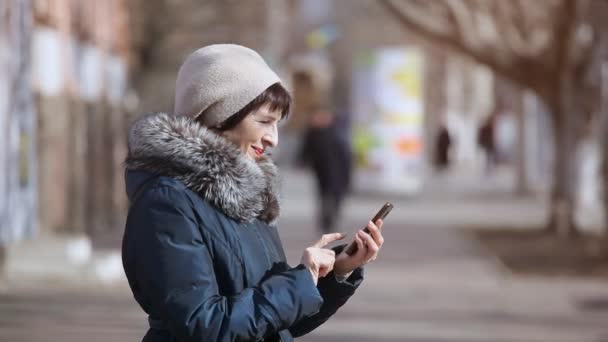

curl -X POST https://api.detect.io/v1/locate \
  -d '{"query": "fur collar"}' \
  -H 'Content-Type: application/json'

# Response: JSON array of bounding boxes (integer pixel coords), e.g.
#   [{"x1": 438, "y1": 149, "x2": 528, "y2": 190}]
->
[{"x1": 125, "y1": 112, "x2": 280, "y2": 225}]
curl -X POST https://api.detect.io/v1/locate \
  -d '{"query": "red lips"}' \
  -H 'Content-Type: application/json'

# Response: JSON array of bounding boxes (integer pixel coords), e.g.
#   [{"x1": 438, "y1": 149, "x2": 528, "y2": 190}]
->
[{"x1": 251, "y1": 146, "x2": 264, "y2": 156}]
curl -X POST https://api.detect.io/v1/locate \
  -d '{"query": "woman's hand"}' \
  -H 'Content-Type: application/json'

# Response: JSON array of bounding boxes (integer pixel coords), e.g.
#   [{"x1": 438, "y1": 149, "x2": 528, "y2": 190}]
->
[
  {"x1": 334, "y1": 219, "x2": 384, "y2": 278},
  {"x1": 300, "y1": 233, "x2": 346, "y2": 285}
]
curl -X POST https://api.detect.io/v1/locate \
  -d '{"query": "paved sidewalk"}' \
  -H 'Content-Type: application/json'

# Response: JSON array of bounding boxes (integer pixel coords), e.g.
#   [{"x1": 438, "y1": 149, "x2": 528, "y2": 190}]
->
[
  {"x1": 284, "y1": 216, "x2": 608, "y2": 342},
  {"x1": 282, "y1": 169, "x2": 608, "y2": 341},
  {"x1": 0, "y1": 168, "x2": 607, "y2": 341}
]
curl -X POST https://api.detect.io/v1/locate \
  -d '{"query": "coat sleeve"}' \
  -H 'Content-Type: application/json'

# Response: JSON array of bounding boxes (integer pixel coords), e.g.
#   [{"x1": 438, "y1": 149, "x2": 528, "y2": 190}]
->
[
  {"x1": 288, "y1": 244, "x2": 364, "y2": 337},
  {"x1": 126, "y1": 185, "x2": 324, "y2": 342}
]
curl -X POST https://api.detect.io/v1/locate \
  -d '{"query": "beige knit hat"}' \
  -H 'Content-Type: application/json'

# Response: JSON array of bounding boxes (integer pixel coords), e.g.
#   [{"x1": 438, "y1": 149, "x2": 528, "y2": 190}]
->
[{"x1": 173, "y1": 44, "x2": 282, "y2": 127}]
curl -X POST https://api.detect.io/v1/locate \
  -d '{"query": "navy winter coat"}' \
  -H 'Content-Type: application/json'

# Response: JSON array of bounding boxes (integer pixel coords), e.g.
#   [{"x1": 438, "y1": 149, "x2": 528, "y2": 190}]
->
[{"x1": 122, "y1": 113, "x2": 363, "y2": 342}]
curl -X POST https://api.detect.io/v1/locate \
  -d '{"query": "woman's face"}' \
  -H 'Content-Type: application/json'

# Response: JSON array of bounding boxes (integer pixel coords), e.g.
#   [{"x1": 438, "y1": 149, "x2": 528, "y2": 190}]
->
[{"x1": 221, "y1": 104, "x2": 281, "y2": 160}]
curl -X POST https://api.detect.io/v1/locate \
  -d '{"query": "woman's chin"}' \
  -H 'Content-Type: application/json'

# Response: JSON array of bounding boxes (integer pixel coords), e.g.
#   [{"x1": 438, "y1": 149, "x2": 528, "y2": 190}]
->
[{"x1": 246, "y1": 151, "x2": 261, "y2": 160}]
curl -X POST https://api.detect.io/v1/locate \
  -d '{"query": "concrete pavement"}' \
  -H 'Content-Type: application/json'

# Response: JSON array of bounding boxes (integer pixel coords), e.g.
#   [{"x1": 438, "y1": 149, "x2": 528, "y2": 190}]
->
[
  {"x1": 281, "y1": 169, "x2": 608, "y2": 341},
  {"x1": 0, "y1": 167, "x2": 607, "y2": 341}
]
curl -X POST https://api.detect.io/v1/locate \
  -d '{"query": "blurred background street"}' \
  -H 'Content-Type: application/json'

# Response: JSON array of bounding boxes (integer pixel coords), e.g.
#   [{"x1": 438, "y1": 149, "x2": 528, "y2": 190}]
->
[
  {"x1": 2, "y1": 0, "x2": 608, "y2": 341},
  {"x1": 1, "y1": 169, "x2": 608, "y2": 341}
]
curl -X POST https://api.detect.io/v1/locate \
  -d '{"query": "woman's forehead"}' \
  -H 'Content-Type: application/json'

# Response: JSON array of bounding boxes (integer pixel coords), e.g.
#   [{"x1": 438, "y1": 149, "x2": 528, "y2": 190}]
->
[{"x1": 253, "y1": 104, "x2": 282, "y2": 119}]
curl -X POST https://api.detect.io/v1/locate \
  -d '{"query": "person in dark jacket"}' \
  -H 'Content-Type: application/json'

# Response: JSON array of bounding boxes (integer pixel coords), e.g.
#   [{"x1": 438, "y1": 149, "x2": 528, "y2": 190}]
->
[
  {"x1": 299, "y1": 106, "x2": 352, "y2": 233},
  {"x1": 122, "y1": 44, "x2": 385, "y2": 342},
  {"x1": 434, "y1": 123, "x2": 452, "y2": 171},
  {"x1": 478, "y1": 109, "x2": 498, "y2": 174}
]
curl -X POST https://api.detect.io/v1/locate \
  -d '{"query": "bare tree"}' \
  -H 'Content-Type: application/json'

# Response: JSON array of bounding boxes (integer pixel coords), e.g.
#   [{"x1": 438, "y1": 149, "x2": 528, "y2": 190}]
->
[
  {"x1": 593, "y1": 2, "x2": 608, "y2": 244},
  {"x1": 379, "y1": 0, "x2": 603, "y2": 237},
  {"x1": 602, "y1": 60, "x2": 608, "y2": 241}
]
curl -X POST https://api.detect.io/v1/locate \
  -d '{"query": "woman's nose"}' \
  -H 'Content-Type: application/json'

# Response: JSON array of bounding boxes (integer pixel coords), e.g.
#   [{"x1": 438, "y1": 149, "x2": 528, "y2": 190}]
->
[{"x1": 263, "y1": 125, "x2": 278, "y2": 147}]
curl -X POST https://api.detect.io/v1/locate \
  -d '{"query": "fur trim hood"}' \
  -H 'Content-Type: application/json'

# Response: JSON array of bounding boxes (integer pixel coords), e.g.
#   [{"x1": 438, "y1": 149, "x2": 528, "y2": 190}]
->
[{"x1": 125, "y1": 112, "x2": 280, "y2": 224}]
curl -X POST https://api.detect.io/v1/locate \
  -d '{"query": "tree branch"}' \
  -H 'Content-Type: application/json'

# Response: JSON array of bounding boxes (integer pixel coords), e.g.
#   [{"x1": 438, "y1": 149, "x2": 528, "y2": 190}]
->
[
  {"x1": 552, "y1": 0, "x2": 587, "y2": 101},
  {"x1": 378, "y1": 0, "x2": 545, "y2": 93},
  {"x1": 498, "y1": 0, "x2": 531, "y2": 57},
  {"x1": 446, "y1": 0, "x2": 474, "y2": 44}
]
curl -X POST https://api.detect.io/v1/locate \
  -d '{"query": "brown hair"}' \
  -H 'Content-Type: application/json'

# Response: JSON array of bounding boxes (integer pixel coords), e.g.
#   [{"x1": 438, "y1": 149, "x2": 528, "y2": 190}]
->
[{"x1": 198, "y1": 83, "x2": 291, "y2": 131}]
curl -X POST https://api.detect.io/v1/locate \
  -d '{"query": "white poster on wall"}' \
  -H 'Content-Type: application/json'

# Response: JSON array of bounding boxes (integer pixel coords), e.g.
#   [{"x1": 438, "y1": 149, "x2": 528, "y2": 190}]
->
[
  {"x1": 351, "y1": 47, "x2": 424, "y2": 195},
  {"x1": 32, "y1": 27, "x2": 64, "y2": 96}
]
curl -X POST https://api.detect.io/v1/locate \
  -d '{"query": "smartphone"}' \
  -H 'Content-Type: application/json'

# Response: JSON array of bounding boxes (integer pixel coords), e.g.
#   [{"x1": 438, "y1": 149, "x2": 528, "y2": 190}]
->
[{"x1": 343, "y1": 202, "x2": 393, "y2": 256}]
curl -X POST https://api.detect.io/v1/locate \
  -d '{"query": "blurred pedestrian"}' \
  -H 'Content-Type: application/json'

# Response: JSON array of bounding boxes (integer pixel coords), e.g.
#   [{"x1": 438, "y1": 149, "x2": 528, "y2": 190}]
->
[
  {"x1": 122, "y1": 44, "x2": 385, "y2": 342},
  {"x1": 434, "y1": 123, "x2": 452, "y2": 171},
  {"x1": 299, "y1": 106, "x2": 352, "y2": 234},
  {"x1": 478, "y1": 110, "x2": 497, "y2": 174}
]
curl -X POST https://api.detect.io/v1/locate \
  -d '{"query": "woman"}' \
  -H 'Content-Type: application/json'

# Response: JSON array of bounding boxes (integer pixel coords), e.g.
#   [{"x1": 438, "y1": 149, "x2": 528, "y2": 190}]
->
[{"x1": 122, "y1": 44, "x2": 384, "y2": 342}]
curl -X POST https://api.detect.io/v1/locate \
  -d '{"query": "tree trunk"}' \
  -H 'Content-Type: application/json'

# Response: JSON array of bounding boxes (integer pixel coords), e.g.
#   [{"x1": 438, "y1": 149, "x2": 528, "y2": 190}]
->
[
  {"x1": 601, "y1": 62, "x2": 608, "y2": 238},
  {"x1": 514, "y1": 89, "x2": 530, "y2": 196},
  {"x1": 601, "y1": 116, "x2": 608, "y2": 244},
  {"x1": 546, "y1": 87, "x2": 579, "y2": 238},
  {"x1": 0, "y1": 246, "x2": 6, "y2": 285}
]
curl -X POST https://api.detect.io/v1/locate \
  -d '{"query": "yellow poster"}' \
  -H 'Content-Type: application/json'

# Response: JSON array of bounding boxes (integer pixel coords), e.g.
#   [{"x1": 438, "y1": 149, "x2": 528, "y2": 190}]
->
[{"x1": 352, "y1": 47, "x2": 424, "y2": 194}]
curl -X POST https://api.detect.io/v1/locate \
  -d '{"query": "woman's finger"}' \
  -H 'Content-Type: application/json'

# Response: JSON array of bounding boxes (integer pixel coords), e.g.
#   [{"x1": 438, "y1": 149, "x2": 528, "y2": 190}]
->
[
  {"x1": 366, "y1": 221, "x2": 384, "y2": 248},
  {"x1": 313, "y1": 233, "x2": 346, "y2": 248},
  {"x1": 321, "y1": 248, "x2": 336, "y2": 258},
  {"x1": 359, "y1": 229, "x2": 379, "y2": 259},
  {"x1": 318, "y1": 253, "x2": 335, "y2": 277},
  {"x1": 354, "y1": 231, "x2": 367, "y2": 258}
]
